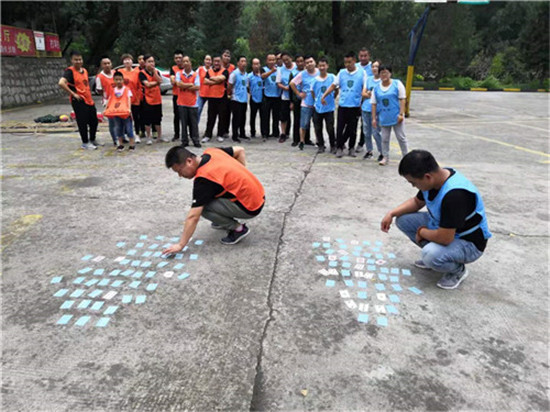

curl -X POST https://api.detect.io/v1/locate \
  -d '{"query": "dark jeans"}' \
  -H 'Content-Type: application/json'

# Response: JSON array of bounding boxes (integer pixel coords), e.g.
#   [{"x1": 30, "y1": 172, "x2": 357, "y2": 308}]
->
[
  {"x1": 231, "y1": 100, "x2": 247, "y2": 139},
  {"x1": 292, "y1": 101, "x2": 310, "y2": 144},
  {"x1": 280, "y1": 100, "x2": 291, "y2": 136},
  {"x1": 262, "y1": 96, "x2": 280, "y2": 137},
  {"x1": 172, "y1": 95, "x2": 180, "y2": 138},
  {"x1": 205, "y1": 97, "x2": 223, "y2": 138},
  {"x1": 131, "y1": 103, "x2": 145, "y2": 135},
  {"x1": 249, "y1": 99, "x2": 262, "y2": 136},
  {"x1": 71, "y1": 99, "x2": 98, "y2": 144},
  {"x1": 336, "y1": 107, "x2": 361, "y2": 150},
  {"x1": 178, "y1": 106, "x2": 199, "y2": 145},
  {"x1": 219, "y1": 95, "x2": 231, "y2": 136},
  {"x1": 313, "y1": 111, "x2": 335, "y2": 148}
]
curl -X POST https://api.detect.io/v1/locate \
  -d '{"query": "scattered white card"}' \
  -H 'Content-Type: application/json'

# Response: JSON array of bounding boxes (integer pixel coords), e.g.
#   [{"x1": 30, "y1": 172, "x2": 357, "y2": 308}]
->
[
  {"x1": 365, "y1": 272, "x2": 374, "y2": 279},
  {"x1": 318, "y1": 269, "x2": 330, "y2": 276},
  {"x1": 350, "y1": 240, "x2": 359, "y2": 245},
  {"x1": 337, "y1": 249, "x2": 349, "y2": 256},
  {"x1": 354, "y1": 264, "x2": 365, "y2": 270},
  {"x1": 375, "y1": 305, "x2": 387, "y2": 314},
  {"x1": 103, "y1": 291, "x2": 117, "y2": 300},
  {"x1": 377, "y1": 293, "x2": 387, "y2": 301},
  {"x1": 328, "y1": 255, "x2": 337, "y2": 261},
  {"x1": 358, "y1": 303, "x2": 369, "y2": 312},
  {"x1": 345, "y1": 300, "x2": 357, "y2": 309},
  {"x1": 92, "y1": 255, "x2": 105, "y2": 262},
  {"x1": 354, "y1": 271, "x2": 364, "y2": 278},
  {"x1": 328, "y1": 268, "x2": 339, "y2": 276},
  {"x1": 339, "y1": 290, "x2": 351, "y2": 299},
  {"x1": 356, "y1": 257, "x2": 366, "y2": 264},
  {"x1": 114, "y1": 256, "x2": 125, "y2": 262},
  {"x1": 163, "y1": 271, "x2": 174, "y2": 278},
  {"x1": 322, "y1": 236, "x2": 330, "y2": 242}
]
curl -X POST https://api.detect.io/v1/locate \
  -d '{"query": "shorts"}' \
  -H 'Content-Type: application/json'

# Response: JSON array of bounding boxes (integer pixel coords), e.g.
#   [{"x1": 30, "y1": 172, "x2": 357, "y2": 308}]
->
[
  {"x1": 280, "y1": 100, "x2": 291, "y2": 122},
  {"x1": 142, "y1": 103, "x2": 162, "y2": 126},
  {"x1": 300, "y1": 106, "x2": 314, "y2": 130}
]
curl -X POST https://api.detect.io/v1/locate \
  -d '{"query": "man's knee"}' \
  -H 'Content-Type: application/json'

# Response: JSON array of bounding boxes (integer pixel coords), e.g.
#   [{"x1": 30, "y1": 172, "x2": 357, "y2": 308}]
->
[
  {"x1": 421, "y1": 242, "x2": 446, "y2": 271},
  {"x1": 395, "y1": 214, "x2": 413, "y2": 232}
]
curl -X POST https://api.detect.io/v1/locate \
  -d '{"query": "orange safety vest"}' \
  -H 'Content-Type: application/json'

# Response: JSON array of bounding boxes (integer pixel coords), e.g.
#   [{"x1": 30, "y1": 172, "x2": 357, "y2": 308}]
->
[
  {"x1": 198, "y1": 66, "x2": 210, "y2": 98},
  {"x1": 97, "y1": 72, "x2": 116, "y2": 100},
  {"x1": 195, "y1": 148, "x2": 265, "y2": 213},
  {"x1": 176, "y1": 70, "x2": 199, "y2": 107},
  {"x1": 224, "y1": 63, "x2": 236, "y2": 74},
  {"x1": 133, "y1": 67, "x2": 144, "y2": 103},
  {"x1": 205, "y1": 68, "x2": 226, "y2": 98},
  {"x1": 67, "y1": 66, "x2": 94, "y2": 106},
  {"x1": 141, "y1": 69, "x2": 162, "y2": 105},
  {"x1": 121, "y1": 68, "x2": 140, "y2": 106},
  {"x1": 103, "y1": 86, "x2": 131, "y2": 119},
  {"x1": 172, "y1": 65, "x2": 183, "y2": 96}
]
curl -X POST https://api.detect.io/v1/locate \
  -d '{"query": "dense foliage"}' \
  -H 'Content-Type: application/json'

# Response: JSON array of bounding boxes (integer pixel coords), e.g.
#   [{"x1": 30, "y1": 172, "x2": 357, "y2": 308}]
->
[{"x1": 2, "y1": 1, "x2": 548, "y2": 84}]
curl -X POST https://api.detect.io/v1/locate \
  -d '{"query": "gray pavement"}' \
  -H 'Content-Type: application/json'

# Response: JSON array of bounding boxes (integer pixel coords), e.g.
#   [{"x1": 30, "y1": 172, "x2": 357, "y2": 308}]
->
[{"x1": 1, "y1": 91, "x2": 549, "y2": 411}]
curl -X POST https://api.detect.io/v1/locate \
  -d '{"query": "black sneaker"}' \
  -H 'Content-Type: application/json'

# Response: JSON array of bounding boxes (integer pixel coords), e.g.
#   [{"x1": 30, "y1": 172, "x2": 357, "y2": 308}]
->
[
  {"x1": 299, "y1": 142, "x2": 304, "y2": 150},
  {"x1": 116, "y1": 145, "x2": 124, "y2": 152},
  {"x1": 377, "y1": 154, "x2": 384, "y2": 162},
  {"x1": 305, "y1": 140, "x2": 315, "y2": 146},
  {"x1": 291, "y1": 142, "x2": 298, "y2": 147},
  {"x1": 171, "y1": 136, "x2": 180, "y2": 142},
  {"x1": 181, "y1": 142, "x2": 189, "y2": 147},
  {"x1": 278, "y1": 134, "x2": 287, "y2": 143},
  {"x1": 232, "y1": 137, "x2": 241, "y2": 143},
  {"x1": 220, "y1": 224, "x2": 250, "y2": 245},
  {"x1": 129, "y1": 145, "x2": 135, "y2": 151},
  {"x1": 317, "y1": 146, "x2": 325, "y2": 153},
  {"x1": 363, "y1": 151, "x2": 373, "y2": 159},
  {"x1": 194, "y1": 142, "x2": 202, "y2": 148}
]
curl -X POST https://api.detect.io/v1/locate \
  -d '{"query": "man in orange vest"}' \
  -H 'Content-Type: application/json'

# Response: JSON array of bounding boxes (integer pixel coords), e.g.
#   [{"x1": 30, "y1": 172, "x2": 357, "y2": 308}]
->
[
  {"x1": 218, "y1": 49, "x2": 236, "y2": 140},
  {"x1": 58, "y1": 50, "x2": 101, "y2": 150},
  {"x1": 202, "y1": 56, "x2": 229, "y2": 142},
  {"x1": 120, "y1": 53, "x2": 143, "y2": 142},
  {"x1": 170, "y1": 50, "x2": 185, "y2": 142},
  {"x1": 197, "y1": 54, "x2": 212, "y2": 129},
  {"x1": 96, "y1": 56, "x2": 118, "y2": 146},
  {"x1": 139, "y1": 55, "x2": 165, "y2": 144},
  {"x1": 175, "y1": 55, "x2": 201, "y2": 148},
  {"x1": 163, "y1": 145, "x2": 265, "y2": 253}
]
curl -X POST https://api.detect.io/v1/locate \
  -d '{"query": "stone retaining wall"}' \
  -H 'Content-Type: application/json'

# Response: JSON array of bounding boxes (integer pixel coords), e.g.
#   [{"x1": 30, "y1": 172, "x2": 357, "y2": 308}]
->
[{"x1": 1, "y1": 57, "x2": 68, "y2": 108}]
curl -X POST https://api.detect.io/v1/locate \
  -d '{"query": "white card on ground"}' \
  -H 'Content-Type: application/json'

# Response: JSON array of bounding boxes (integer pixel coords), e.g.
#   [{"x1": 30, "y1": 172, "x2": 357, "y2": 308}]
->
[
  {"x1": 92, "y1": 255, "x2": 105, "y2": 262},
  {"x1": 322, "y1": 236, "x2": 330, "y2": 242},
  {"x1": 337, "y1": 249, "x2": 349, "y2": 256},
  {"x1": 375, "y1": 305, "x2": 387, "y2": 314},
  {"x1": 163, "y1": 271, "x2": 174, "y2": 278},
  {"x1": 103, "y1": 291, "x2": 117, "y2": 300},
  {"x1": 377, "y1": 293, "x2": 387, "y2": 301},
  {"x1": 354, "y1": 271, "x2": 364, "y2": 278},
  {"x1": 358, "y1": 303, "x2": 369, "y2": 312},
  {"x1": 318, "y1": 269, "x2": 330, "y2": 276},
  {"x1": 350, "y1": 240, "x2": 359, "y2": 245},
  {"x1": 114, "y1": 256, "x2": 125, "y2": 262},
  {"x1": 356, "y1": 257, "x2": 366, "y2": 264},
  {"x1": 339, "y1": 290, "x2": 351, "y2": 299},
  {"x1": 354, "y1": 264, "x2": 365, "y2": 270},
  {"x1": 328, "y1": 255, "x2": 337, "y2": 261},
  {"x1": 344, "y1": 300, "x2": 357, "y2": 309},
  {"x1": 328, "y1": 268, "x2": 339, "y2": 276},
  {"x1": 365, "y1": 272, "x2": 374, "y2": 279}
]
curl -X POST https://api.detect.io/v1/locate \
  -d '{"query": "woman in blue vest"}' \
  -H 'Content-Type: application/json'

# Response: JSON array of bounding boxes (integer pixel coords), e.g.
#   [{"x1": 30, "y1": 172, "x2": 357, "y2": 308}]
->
[
  {"x1": 381, "y1": 150, "x2": 492, "y2": 290},
  {"x1": 371, "y1": 64, "x2": 408, "y2": 166}
]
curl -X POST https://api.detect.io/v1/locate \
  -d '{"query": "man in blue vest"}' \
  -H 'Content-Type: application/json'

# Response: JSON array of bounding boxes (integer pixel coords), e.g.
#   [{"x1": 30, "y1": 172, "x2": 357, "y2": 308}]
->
[
  {"x1": 227, "y1": 56, "x2": 249, "y2": 142},
  {"x1": 261, "y1": 53, "x2": 281, "y2": 140},
  {"x1": 290, "y1": 55, "x2": 319, "y2": 150},
  {"x1": 381, "y1": 150, "x2": 492, "y2": 290},
  {"x1": 322, "y1": 51, "x2": 366, "y2": 158},
  {"x1": 247, "y1": 58, "x2": 264, "y2": 138},
  {"x1": 276, "y1": 52, "x2": 298, "y2": 143}
]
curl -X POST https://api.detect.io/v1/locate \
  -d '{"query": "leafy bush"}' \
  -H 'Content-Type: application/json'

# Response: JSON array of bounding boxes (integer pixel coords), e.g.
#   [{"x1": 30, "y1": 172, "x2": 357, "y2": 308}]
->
[{"x1": 478, "y1": 75, "x2": 502, "y2": 89}]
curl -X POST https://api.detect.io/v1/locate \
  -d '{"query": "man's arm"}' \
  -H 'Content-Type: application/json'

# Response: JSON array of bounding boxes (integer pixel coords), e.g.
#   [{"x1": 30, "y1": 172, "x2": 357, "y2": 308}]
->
[
  {"x1": 371, "y1": 103, "x2": 377, "y2": 128},
  {"x1": 416, "y1": 227, "x2": 456, "y2": 246},
  {"x1": 205, "y1": 75, "x2": 226, "y2": 84},
  {"x1": 162, "y1": 206, "x2": 204, "y2": 255},
  {"x1": 232, "y1": 146, "x2": 246, "y2": 166},
  {"x1": 398, "y1": 98, "x2": 406, "y2": 123},
  {"x1": 260, "y1": 67, "x2": 276, "y2": 79},
  {"x1": 58, "y1": 77, "x2": 82, "y2": 100},
  {"x1": 381, "y1": 197, "x2": 424, "y2": 232},
  {"x1": 321, "y1": 83, "x2": 337, "y2": 104}
]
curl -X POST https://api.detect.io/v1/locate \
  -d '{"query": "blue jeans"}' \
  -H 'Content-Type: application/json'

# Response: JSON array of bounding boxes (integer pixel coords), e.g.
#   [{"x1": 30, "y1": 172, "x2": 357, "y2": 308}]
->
[
  {"x1": 361, "y1": 110, "x2": 382, "y2": 153},
  {"x1": 395, "y1": 212, "x2": 483, "y2": 275},
  {"x1": 113, "y1": 117, "x2": 134, "y2": 140},
  {"x1": 107, "y1": 118, "x2": 117, "y2": 144},
  {"x1": 197, "y1": 96, "x2": 207, "y2": 121},
  {"x1": 300, "y1": 106, "x2": 314, "y2": 130}
]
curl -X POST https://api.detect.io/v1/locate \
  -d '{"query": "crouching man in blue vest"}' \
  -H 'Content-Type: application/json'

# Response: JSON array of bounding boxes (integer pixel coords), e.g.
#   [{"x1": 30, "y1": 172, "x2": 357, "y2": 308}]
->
[{"x1": 381, "y1": 150, "x2": 491, "y2": 290}]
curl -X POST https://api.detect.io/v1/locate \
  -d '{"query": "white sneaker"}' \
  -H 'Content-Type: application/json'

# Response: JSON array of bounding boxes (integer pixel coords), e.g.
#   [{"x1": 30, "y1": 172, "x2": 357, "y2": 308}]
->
[
  {"x1": 90, "y1": 139, "x2": 104, "y2": 147},
  {"x1": 217, "y1": 136, "x2": 225, "y2": 142},
  {"x1": 134, "y1": 135, "x2": 141, "y2": 144},
  {"x1": 146, "y1": 138, "x2": 153, "y2": 145},
  {"x1": 161, "y1": 137, "x2": 170, "y2": 143},
  {"x1": 85, "y1": 142, "x2": 98, "y2": 150},
  {"x1": 201, "y1": 136, "x2": 211, "y2": 143}
]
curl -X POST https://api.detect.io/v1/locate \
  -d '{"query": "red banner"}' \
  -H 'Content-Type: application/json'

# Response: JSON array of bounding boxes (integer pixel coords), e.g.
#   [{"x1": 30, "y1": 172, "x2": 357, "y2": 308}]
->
[
  {"x1": 1, "y1": 25, "x2": 36, "y2": 57},
  {"x1": 45, "y1": 33, "x2": 61, "y2": 52}
]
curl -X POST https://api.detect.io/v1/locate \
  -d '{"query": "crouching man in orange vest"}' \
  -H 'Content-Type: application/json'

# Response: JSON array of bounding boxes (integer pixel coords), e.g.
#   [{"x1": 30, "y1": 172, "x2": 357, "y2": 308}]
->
[{"x1": 163, "y1": 146, "x2": 265, "y2": 253}]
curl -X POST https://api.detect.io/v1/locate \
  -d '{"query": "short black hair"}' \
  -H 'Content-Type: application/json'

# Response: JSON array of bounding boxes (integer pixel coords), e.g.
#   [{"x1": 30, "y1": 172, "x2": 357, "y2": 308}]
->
[
  {"x1": 70, "y1": 50, "x2": 82, "y2": 57},
  {"x1": 280, "y1": 52, "x2": 291, "y2": 59},
  {"x1": 379, "y1": 64, "x2": 392, "y2": 74},
  {"x1": 359, "y1": 47, "x2": 370, "y2": 53},
  {"x1": 174, "y1": 49, "x2": 184, "y2": 56},
  {"x1": 304, "y1": 55, "x2": 315, "y2": 61},
  {"x1": 398, "y1": 150, "x2": 440, "y2": 178},
  {"x1": 318, "y1": 57, "x2": 328, "y2": 64},
  {"x1": 222, "y1": 49, "x2": 231, "y2": 55},
  {"x1": 113, "y1": 70, "x2": 123, "y2": 78},
  {"x1": 237, "y1": 55, "x2": 247, "y2": 62},
  {"x1": 294, "y1": 54, "x2": 304, "y2": 60},
  {"x1": 165, "y1": 146, "x2": 197, "y2": 168},
  {"x1": 344, "y1": 51, "x2": 356, "y2": 60},
  {"x1": 143, "y1": 54, "x2": 154, "y2": 62},
  {"x1": 212, "y1": 55, "x2": 222, "y2": 60},
  {"x1": 120, "y1": 53, "x2": 133, "y2": 62}
]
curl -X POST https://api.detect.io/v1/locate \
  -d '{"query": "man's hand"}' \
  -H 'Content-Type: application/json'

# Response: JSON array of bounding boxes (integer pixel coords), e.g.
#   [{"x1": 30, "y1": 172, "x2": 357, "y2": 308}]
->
[
  {"x1": 299, "y1": 92, "x2": 306, "y2": 100},
  {"x1": 381, "y1": 212, "x2": 393, "y2": 232},
  {"x1": 321, "y1": 97, "x2": 327, "y2": 105},
  {"x1": 72, "y1": 92, "x2": 83, "y2": 101},
  {"x1": 372, "y1": 118, "x2": 377, "y2": 129},
  {"x1": 415, "y1": 226, "x2": 427, "y2": 244},
  {"x1": 162, "y1": 243, "x2": 184, "y2": 256},
  {"x1": 398, "y1": 114, "x2": 404, "y2": 124}
]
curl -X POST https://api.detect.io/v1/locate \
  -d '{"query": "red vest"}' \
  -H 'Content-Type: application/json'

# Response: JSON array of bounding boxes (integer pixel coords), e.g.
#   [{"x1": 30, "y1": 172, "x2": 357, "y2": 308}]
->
[
  {"x1": 121, "y1": 68, "x2": 141, "y2": 106},
  {"x1": 195, "y1": 148, "x2": 265, "y2": 212},
  {"x1": 172, "y1": 65, "x2": 182, "y2": 96},
  {"x1": 67, "y1": 66, "x2": 94, "y2": 105},
  {"x1": 198, "y1": 66, "x2": 210, "y2": 98},
  {"x1": 104, "y1": 87, "x2": 131, "y2": 119},
  {"x1": 97, "y1": 72, "x2": 116, "y2": 100},
  {"x1": 205, "y1": 68, "x2": 226, "y2": 98},
  {"x1": 176, "y1": 70, "x2": 199, "y2": 107},
  {"x1": 141, "y1": 69, "x2": 162, "y2": 105}
]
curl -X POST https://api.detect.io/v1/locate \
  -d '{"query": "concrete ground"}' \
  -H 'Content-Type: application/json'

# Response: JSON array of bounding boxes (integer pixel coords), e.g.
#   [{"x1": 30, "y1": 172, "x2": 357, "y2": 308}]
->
[{"x1": 1, "y1": 91, "x2": 549, "y2": 411}]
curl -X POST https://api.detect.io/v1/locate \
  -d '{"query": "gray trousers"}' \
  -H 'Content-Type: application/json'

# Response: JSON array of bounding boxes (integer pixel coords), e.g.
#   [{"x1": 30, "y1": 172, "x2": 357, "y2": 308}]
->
[
  {"x1": 381, "y1": 122, "x2": 408, "y2": 159},
  {"x1": 178, "y1": 106, "x2": 200, "y2": 145},
  {"x1": 202, "y1": 198, "x2": 257, "y2": 230}
]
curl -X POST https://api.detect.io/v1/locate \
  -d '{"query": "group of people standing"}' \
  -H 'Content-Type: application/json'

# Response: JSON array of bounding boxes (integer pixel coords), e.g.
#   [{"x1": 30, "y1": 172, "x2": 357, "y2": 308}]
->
[{"x1": 58, "y1": 47, "x2": 409, "y2": 164}]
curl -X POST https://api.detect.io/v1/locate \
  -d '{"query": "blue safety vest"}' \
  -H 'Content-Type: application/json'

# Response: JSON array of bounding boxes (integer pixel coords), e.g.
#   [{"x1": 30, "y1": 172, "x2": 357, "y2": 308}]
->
[
  {"x1": 301, "y1": 69, "x2": 319, "y2": 107},
  {"x1": 356, "y1": 62, "x2": 373, "y2": 77},
  {"x1": 423, "y1": 170, "x2": 492, "y2": 240},
  {"x1": 263, "y1": 66, "x2": 281, "y2": 98},
  {"x1": 361, "y1": 76, "x2": 381, "y2": 113},
  {"x1": 373, "y1": 80, "x2": 401, "y2": 126},
  {"x1": 313, "y1": 74, "x2": 335, "y2": 113},
  {"x1": 278, "y1": 64, "x2": 298, "y2": 100},
  {"x1": 230, "y1": 70, "x2": 249, "y2": 103},
  {"x1": 337, "y1": 69, "x2": 364, "y2": 108},
  {"x1": 247, "y1": 72, "x2": 263, "y2": 103}
]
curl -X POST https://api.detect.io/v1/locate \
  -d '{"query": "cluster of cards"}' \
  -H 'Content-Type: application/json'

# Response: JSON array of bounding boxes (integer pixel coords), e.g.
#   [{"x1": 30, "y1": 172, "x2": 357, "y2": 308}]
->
[
  {"x1": 50, "y1": 235, "x2": 203, "y2": 328},
  {"x1": 313, "y1": 236, "x2": 423, "y2": 327}
]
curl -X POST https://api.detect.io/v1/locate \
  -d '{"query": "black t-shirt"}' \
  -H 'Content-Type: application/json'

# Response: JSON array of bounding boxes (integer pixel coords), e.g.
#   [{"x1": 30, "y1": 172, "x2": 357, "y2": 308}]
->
[
  {"x1": 192, "y1": 147, "x2": 243, "y2": 207},
  {"x1": 416, "y1": 169, "x2": 487, "y2": 251},
  {"x1": 139, "y1": 69, "x2": 160, "y2": 85},
  {"x1": 63, "y1": 69, "x2": 76, "y2": 93}
]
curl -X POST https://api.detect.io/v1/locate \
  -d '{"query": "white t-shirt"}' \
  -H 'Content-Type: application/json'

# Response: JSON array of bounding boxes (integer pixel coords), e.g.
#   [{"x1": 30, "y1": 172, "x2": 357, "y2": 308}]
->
[
  {"x1": 113, "y1": 86, "x2": 132, "y2": 99},
  {"x1": 370, "y1": 79, "x2": 406, "y2": 104},
  {"x1": 333, "y1": 68, "x2": 367, "y2": 87}
]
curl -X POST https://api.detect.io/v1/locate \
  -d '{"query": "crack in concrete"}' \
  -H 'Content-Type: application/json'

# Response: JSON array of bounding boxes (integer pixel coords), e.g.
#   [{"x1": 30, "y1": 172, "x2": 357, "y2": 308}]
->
[
  {"x1": 249, "y1": 152, "x2": 319, "y2": 411},
  {"x1": 491, "y1": 229, "x2": 549, "y2": 238}
]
